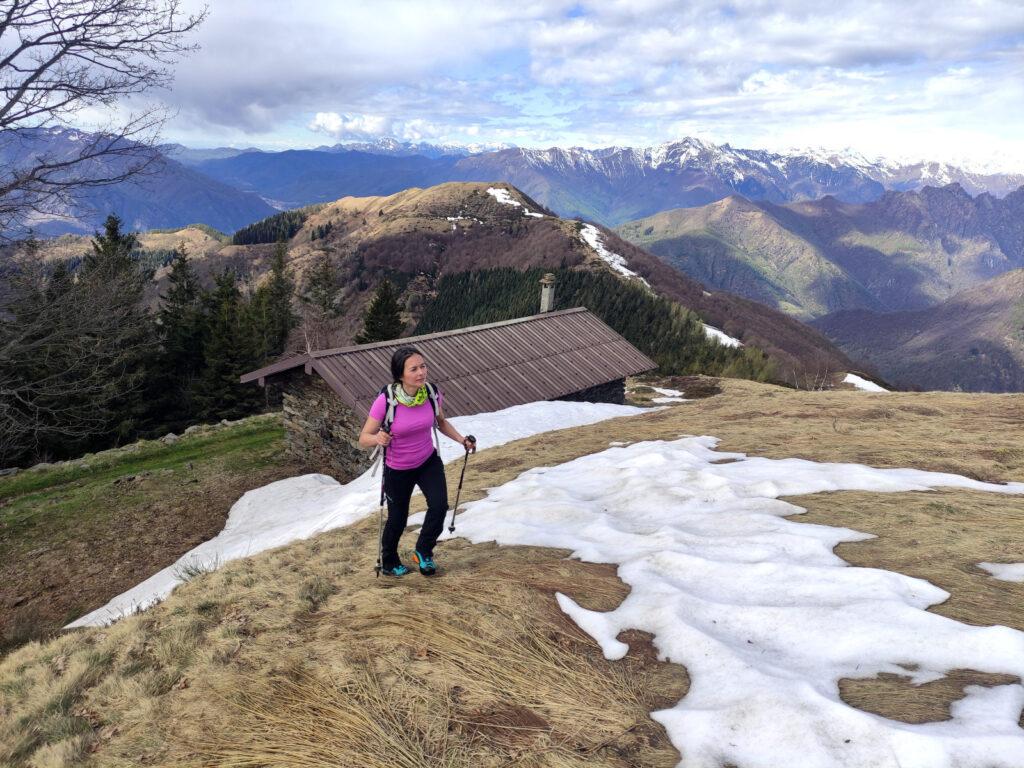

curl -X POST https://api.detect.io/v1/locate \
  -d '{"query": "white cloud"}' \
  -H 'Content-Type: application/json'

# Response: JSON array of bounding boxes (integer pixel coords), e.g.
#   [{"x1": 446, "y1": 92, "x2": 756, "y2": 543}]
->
[
  {"x1": 134, "y1": 0, "x2": 1024, "y2": 169},
  {"x1": 307, "y1": 112, "x2": 394, "y2": 140},
  {"x1": 397, "y1": 118, "x2": 446, "y2": 141}
]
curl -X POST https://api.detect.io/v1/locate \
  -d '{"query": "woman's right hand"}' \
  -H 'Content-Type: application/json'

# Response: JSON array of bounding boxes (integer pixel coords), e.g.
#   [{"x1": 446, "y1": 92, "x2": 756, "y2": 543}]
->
[{"x1": 375, "y1": 430, "x2": 392, "y2": 448}]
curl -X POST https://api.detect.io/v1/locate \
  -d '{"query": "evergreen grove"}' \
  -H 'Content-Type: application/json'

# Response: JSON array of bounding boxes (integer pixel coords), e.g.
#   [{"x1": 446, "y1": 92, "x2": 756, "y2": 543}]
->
[
  {"x1": 0, "y1": 219, "x2": 298, "y2": 467},
  {"x1": 231, "y1": 207, "x2": 321, "y2": 246}
]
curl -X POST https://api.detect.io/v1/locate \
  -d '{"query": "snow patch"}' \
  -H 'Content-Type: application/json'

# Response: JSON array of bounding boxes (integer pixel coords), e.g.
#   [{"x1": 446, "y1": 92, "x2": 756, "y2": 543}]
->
[
  {"x1": 650, "y1": 386, "x2": 687, "y2": 403},
  {"x1": 703, "y1": 324, "x2": 742, "y2": 348},
  {"x1": 578, "y1": 224, "x2": 649, "y2": 286},
  {"x1": 651, "y1": 387, "x2": 682, "y2": 397},
  {"x1": 443, "y1": 436, "x2": 1024, "y2": 768},
  {"x1": 978, "y1": 562, "x2": 1024, "y2": 582},
  {"x1": 844, "y1": 373, "x2": 888, "y2": 392},
  {"x1": 486, "y1": 186, "x2": 544, "y2": 217},
  {"x1": 66, "y1": 400, "x2": 644, "y2": 628}
]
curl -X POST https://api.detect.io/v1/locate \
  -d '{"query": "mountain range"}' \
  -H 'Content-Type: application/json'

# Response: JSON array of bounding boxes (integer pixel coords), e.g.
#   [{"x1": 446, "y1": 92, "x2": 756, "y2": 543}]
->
[
  {"x1": 616, "y1": 184, "x2": 1024, "y2": 319},
  {"x1": 7, "y1": 129, "x2": 1023, "y2": 392},
  {"x1": 615, "y1": 185, "x2": 1024, "y2": 391},
  {"x1": 6, "y1": 129, "x2": 1022, "y2": 237},
  {"x1": 23, "y1": 181, "x2": 861, "y2": 385},
  {"x1": 189, "y1": 137, "x2": 1024, "y2": 226},
  {"x1": 0, "y1": 129, "x2": 274, "y2": 236}
]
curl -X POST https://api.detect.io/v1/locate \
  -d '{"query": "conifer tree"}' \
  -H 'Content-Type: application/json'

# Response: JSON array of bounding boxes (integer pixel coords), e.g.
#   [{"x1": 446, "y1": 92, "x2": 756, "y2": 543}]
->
[
  {"x1": 84, "y1": 214, "x2": 139, "y2": 274},
  {"x1": 82, "y1": 213, "x2": 155, "y2": 444},
  {"x1": 355, "y1": 278, "x2": 404, "y2": 343},
  {"x1": 245, "y1": 286, "x2": 273, "y2": 365},
  {"x1": 247, "y1": 241, "x2": 297, "y2": 362},
  {"x1": 149, "y1": 247, "x2": 205, "y2": 431},
  {"x1": 266, "y1": 240, "x2": 297, "y2": 355},
  {"x1": 302, "y1": 252, "x2": 341, "y2": 317},
  {"x1": 0, "y1": 217, "x2": 156, "y2": 463},
  {"x1": 194, "y1": 271, "x2": 263, "y2": 422}
]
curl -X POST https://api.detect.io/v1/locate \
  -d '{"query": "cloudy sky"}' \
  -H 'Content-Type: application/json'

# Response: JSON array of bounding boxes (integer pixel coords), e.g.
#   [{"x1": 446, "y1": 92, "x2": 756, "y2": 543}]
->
[{"x1": 145, "y1": 0, "x2": 1023, "y2": 169}]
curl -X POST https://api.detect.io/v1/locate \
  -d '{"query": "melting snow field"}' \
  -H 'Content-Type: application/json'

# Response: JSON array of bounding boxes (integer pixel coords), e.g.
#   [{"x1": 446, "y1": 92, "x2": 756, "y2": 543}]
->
[
  {"x1": 978, "y1": 563, "x2": 1024, "y2": 583},
  {"x1": 68, "y1": 397, "x2": 1024, "y2": 767},
  {"x1": 433, "y1": 436, "x2": 1024, "y2": 768},
  {"x1": 486, "y1": 186, "x2": 544, "y2": 217},
  {"x1": 66, "y1": 401, "x2": 643, "y2": 628}
]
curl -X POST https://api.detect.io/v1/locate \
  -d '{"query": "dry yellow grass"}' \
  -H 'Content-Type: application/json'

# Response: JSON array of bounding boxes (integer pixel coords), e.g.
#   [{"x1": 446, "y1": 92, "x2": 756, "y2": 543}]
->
[
  {"x1": 2, "y1": 376, "x2": 1023, "y2": 766},
  {"x1": 137, "y1": 228, "x2": 224, "y2": 258}
]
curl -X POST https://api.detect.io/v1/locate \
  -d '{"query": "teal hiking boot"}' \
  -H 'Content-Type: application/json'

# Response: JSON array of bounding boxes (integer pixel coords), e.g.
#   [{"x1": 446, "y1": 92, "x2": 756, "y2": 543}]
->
[
  {"x1": 413, "y1": 550, "x2": 437, "y2": 576},
  {"x1": 381, "y1": 563, "x2": 410, "y2": 577}
]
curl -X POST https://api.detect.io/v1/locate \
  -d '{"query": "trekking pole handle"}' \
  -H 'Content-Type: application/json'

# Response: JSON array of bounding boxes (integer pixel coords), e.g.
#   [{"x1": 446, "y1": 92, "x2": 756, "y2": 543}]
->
[{"x1": 463, "y1": 434, "x2": 476, "y2": 452}]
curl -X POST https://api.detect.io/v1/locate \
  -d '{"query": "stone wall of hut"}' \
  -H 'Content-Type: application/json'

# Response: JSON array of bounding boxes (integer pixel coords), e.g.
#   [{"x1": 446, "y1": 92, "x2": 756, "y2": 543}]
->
[
  {"x1": 554, "y1": 377, "x2": 625, "y2": 405},
  {"x1": 281, "y1": 374, "x2": 374, "y2": 482}
]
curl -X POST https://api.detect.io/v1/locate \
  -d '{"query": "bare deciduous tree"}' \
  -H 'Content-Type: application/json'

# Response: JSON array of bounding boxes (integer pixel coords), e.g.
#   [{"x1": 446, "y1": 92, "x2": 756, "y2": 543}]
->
[
  {"x1": 0, "y1": 1, "x2": 206, "y2": 465},
  {"x1": 0, "y1": 0, "x2": 206, "y2": 232}
]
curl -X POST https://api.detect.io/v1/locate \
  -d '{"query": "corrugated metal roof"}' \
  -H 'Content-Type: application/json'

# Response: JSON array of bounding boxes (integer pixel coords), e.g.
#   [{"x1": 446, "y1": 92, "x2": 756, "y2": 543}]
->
[{"x1": 242, "y1": 308, "x2": 656, "y2": 418}]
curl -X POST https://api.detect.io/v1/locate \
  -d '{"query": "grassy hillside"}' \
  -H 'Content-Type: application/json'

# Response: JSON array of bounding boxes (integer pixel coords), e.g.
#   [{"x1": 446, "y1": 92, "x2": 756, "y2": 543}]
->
[
  {"x1": 0, "y1": 415, "x2": 301, "y2": 655},
  {"x1": 2, "y1": 379, "x2": 1022, "y2": 765}
]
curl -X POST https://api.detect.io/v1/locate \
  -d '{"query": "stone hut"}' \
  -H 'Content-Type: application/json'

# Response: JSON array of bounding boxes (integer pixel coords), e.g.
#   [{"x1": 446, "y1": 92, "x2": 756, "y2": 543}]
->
[{"x1": 241, "y1": 307, "x2": 655, "y2": 481}]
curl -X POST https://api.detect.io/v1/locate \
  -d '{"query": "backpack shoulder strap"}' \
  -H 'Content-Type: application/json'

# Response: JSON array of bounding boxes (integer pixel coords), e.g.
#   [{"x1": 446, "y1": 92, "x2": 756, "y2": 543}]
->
[
  {"x1": 380, "y1": 383, "x2": 399, "y2": 432},
  {"x1": 425, "y1": 382, "x2": 441, "y2": 452},
  {"x1": 424, "y1": 382, "x2": 441, "y2": 418}
]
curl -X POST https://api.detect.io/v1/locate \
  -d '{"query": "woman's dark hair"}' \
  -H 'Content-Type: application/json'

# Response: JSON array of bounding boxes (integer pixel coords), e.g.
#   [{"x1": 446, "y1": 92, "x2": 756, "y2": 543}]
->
[{"x1": 390, "y1": 346, "x2": 424, "y2": 382}]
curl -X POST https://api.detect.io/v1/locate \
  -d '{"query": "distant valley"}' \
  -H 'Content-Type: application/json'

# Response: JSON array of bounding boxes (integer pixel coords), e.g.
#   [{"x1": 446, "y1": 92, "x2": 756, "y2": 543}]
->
[
  {"x1": 1, "y1": 128, "x2": 275, "y2": 236},
  {"x1": 813, "y1": 269, "x2": 1024, "y2": 392}
]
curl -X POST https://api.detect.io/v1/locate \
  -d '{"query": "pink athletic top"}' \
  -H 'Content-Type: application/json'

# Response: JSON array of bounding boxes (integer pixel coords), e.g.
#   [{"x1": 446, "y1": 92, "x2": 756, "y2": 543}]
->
[{"x1": 369, "y1": 388, "x2": 443, "y2": 470}]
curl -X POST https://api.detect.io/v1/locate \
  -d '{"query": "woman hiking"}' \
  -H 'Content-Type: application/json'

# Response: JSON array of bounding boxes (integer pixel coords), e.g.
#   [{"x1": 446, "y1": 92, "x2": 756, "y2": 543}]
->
[{"x1": 359, "y1": 346, "x2": 476, "y2": 576}]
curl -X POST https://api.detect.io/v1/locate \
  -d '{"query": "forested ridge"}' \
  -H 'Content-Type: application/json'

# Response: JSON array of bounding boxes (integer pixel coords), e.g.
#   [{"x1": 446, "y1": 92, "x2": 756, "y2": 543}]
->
[
  {"x1": 231, "y1": 207, "x2": 322, "y2": 245},
  {"x1": 417, "y1": 267, "x2": 776, "y2": 380}
]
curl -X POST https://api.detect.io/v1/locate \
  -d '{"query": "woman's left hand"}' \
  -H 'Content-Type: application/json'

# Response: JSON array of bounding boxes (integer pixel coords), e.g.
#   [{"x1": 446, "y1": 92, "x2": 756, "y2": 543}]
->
[{"x1": 462, "y1": 436, "x2": 477, "y2": 453}]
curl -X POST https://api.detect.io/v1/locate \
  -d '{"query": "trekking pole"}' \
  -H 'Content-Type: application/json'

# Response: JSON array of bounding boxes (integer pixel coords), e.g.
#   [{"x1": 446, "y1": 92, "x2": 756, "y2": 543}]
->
[
  {"x1": 374, "y1": 430, "x2": 389, "y2": 578},
  {"x1": 447, "y1": 435, "x2": 475, "y2": 534}
]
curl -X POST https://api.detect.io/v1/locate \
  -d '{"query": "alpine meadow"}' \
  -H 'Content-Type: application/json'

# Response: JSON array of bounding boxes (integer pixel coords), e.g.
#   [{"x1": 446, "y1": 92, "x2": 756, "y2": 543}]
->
[{"x1": 2, "y1": 3, "x2": 1024, "y2": 768}]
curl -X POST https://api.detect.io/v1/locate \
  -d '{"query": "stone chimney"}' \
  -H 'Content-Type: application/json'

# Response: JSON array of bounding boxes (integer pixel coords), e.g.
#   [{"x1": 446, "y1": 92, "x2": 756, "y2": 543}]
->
[{"x1": 539, "y1": 273, "x2": 555, "y2": 313}]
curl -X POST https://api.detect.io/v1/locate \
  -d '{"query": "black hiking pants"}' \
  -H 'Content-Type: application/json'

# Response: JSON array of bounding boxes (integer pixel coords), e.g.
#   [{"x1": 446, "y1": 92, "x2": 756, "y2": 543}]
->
[{"x1": 381, "y1": 450, "x2": 448, "y2": 569}]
